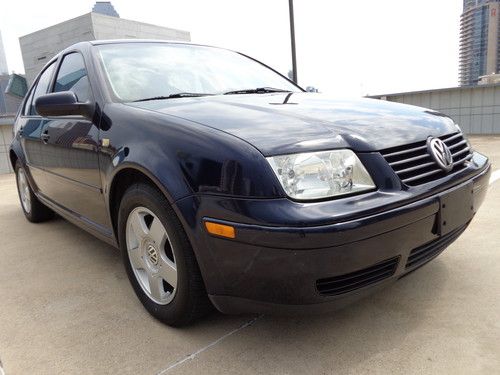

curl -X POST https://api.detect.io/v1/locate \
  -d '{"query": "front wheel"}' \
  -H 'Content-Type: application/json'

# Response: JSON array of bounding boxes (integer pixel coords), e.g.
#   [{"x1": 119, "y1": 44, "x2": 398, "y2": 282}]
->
[
  {"x1": 117, "y1": 182, "x2": 211, "y2": 326},
  {"x1": 15, "y1": 161, "x2": 54, "y2": 222}
]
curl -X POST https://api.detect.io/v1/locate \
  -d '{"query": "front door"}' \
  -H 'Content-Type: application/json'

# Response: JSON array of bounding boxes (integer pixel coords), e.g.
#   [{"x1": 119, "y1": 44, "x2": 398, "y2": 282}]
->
[
  {"x1": 40, "y1": 52, "x2": 109, "y2": 230},
  {"x1": 19, "y1": 62, "x2": 56, "y2": 191}
]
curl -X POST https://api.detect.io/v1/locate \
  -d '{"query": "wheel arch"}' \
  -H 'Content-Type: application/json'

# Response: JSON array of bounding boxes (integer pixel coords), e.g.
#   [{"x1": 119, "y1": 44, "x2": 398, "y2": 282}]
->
[
  {"x1": 107, "y1": 164, "x2": 187, "y2": 244},
  {"x1": 9, "y1": 148, "x2": 18, "y2": 170}
]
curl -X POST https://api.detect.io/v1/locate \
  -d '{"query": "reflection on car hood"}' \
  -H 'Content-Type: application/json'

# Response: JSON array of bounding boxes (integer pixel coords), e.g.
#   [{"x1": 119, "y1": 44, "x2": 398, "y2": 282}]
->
[{"x1": 127, "y1": 93, "x2": 457, "y2": 156}]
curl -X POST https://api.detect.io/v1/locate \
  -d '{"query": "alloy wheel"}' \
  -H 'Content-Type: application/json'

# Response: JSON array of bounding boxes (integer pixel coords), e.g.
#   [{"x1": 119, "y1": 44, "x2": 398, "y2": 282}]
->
[
  {"x1": 125, "y1": 206, "x2": 178, "y2": 305},
  {"x1": 17, "y1": 168, "x2": 31, "y2": 214}
]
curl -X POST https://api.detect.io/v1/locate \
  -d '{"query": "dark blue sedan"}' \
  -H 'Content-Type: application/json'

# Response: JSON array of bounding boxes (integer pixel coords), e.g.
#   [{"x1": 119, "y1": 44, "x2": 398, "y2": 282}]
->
[{"x1": 9, "y1": 40, "x2": 490, "y2": 326}]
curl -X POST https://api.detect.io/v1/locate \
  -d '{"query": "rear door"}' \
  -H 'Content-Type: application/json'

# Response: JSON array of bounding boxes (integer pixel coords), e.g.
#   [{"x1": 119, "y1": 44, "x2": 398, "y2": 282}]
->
[
  {"x1": 40, "y1": 52, "x2": 109, "y2": 229},
  {"x1": 19, "y1": 62, "x2": 56, "y2": 192}
]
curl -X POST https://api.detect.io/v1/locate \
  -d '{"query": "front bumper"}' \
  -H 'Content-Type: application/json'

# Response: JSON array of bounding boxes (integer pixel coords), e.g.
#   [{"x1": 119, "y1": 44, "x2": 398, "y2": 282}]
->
[{"x1": 174, "y1": 154, "x2": 491, "y2": 314}]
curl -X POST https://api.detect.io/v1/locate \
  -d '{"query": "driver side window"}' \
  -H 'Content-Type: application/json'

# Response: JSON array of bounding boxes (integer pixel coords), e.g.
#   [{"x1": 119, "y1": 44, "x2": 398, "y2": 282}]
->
[
  {"x1": 27, "y1": 62, "x2": 56, "y2": 116},
  {"x1": 53, "y1": 53, "x2": 91, "y2": 103}
]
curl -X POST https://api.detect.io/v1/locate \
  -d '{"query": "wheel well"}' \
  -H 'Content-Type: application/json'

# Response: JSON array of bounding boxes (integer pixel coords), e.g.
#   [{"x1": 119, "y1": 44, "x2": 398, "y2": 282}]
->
[
  {"x1": 9, "y1": 150, "x2": 18, "y2": 170},
  {"x1": 109, "y1": 168, "x2": 168, "y2": 242}
]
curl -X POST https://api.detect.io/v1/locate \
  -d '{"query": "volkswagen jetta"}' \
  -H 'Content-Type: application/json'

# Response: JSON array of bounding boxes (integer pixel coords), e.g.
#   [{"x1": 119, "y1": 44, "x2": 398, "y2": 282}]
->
[{"x1": 10, "y1": 41, "x2": 490, "y2": 326}]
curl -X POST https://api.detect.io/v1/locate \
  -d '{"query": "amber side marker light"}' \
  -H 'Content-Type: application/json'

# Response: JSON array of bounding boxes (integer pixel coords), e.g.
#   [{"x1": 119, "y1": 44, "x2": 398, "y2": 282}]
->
[{"x1": 205, "y1": 221, "x2": 236, "y2": 239}]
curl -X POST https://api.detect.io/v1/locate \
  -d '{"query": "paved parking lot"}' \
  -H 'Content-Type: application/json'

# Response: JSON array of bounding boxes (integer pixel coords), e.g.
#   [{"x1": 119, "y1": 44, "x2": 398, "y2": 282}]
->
[{"x1": 0, "y1": 136, "x2": 499, "y2": 375}]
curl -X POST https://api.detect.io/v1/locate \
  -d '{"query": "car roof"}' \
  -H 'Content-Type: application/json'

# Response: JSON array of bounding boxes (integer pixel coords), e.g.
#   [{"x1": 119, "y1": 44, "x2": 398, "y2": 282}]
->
[
  {"x1": 35, "y1": 40, "x2": 214, "y2": 86},
  {"x1": 87, "y1": 39, "x2": 199, "y2": 46},
  {"x1": 57, "y1": 39, "x2": 227, "y2": 58},
  {"x1": 47, "y1": 39, "x2": 227, "y2": 67}
]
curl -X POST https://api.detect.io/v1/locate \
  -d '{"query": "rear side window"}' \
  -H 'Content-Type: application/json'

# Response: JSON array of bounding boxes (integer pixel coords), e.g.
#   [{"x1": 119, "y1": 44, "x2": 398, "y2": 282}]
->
[
  {"x1": 28, "y1": 62, "x2": 56, "y2": 116},
  {"x1": 53, "y1": 53, "x2": 91, "y2": 102}
]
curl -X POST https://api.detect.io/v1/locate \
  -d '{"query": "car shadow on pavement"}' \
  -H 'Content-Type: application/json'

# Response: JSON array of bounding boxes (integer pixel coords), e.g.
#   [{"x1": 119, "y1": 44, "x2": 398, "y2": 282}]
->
[
  {"x1": 152, "y1": 259, "x2": 452, "y2": 374},
  {"x1": 1, "y1": 194, "x2": 452, "y2": 374},
  {"x1": 244, "y1": 265, "x2": 449, "y2": 370}
]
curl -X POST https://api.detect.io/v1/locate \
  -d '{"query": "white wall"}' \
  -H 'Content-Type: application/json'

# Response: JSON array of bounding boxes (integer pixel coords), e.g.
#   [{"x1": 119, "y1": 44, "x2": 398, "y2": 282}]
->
[
  {"x1": 91, "y1": 13, "x2": 190, "y2": 41},
  {"x1": 373, "y1": 85, "x2": 500, "y2": 134}
]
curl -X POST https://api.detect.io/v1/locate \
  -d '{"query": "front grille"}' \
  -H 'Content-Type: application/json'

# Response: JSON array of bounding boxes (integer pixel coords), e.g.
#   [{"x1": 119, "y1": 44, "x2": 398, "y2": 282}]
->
[
  {"x1": 381, "y1": 132, "x2": 473, "y2": 186},
  {"x1": 405, "y1": 223, "x2": 469, "y2": 271},
  {"x1": 316, "y1": 257, "x2": 399, "y2": 296}
]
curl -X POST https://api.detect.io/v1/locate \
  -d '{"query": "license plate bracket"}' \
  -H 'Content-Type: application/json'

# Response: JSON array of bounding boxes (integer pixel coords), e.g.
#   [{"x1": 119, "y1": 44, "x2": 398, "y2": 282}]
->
[{"x1": 439, "y1": 182, "x2": 474, "y2": 236}]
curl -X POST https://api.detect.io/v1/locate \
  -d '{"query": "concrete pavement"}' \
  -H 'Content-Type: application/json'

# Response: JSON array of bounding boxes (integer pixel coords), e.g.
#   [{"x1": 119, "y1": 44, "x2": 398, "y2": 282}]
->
[{"x1": 0, "y1": 136, "x2": 499, "y2": 374}]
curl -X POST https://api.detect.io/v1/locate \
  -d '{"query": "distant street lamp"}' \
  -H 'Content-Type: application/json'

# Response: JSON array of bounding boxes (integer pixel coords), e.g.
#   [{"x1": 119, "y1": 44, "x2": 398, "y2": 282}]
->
[{"x1": 289, "y1": 0, "x2": 298, "y2": 84}]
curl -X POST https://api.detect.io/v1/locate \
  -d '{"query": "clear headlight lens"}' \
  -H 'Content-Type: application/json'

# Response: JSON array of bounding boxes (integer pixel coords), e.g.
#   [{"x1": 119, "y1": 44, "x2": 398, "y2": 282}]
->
[{"x1": 267, "y1": 149, "x2": 375, "y2": 200}]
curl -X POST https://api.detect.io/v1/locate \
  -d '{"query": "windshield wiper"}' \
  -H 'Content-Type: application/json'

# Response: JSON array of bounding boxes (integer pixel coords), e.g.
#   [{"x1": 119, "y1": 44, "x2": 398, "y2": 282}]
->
[
  {"x1": 133, "y1": 93, "x2": 213, "y2": 102},
  {"x1": 223, "y1": 87, "x2": 293, "y2": 95}
]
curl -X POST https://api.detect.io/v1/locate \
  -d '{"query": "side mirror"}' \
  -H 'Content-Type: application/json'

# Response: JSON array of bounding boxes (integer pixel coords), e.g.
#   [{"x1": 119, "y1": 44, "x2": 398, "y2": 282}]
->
[{"x1": 35, "y1": 91, "x2": 93, "y2": 118}]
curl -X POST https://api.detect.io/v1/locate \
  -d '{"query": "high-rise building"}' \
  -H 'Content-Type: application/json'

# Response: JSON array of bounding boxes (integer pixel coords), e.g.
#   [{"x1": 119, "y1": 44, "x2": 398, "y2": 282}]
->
[
  {"x1": 0, "y1": 30, "x2": 9, "y2": 74},
  {"x1": 459, "y1": 0, "x2": 500, "y2": 86}
]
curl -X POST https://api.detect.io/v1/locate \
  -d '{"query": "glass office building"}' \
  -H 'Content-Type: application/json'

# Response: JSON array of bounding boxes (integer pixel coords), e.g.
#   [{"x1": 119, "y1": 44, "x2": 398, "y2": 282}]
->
[{"x1": 460, "y1": 0, "x2": 500, "y2": 86}]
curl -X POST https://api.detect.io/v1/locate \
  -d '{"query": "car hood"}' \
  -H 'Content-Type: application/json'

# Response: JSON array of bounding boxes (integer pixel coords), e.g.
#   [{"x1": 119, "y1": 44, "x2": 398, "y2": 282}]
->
[{"x1": 127, "y1": 93, "x2": 457, "y2": 156}]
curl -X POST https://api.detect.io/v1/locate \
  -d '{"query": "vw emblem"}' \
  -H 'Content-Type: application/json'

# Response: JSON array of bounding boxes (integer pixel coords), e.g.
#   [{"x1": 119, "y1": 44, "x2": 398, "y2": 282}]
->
[
  {"x1": 147, "y1": 244, "x2": 159, "y2": 265},
  {"x1": 427, "y1": 137, "x2": 453, "y2": 172}
]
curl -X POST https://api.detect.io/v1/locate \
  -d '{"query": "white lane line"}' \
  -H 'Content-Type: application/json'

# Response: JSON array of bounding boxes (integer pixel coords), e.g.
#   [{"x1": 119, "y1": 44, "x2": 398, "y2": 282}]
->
[
  {"x1": 156, "y1": 315, "x2": 263, "y2": 374},
  {"x1": 490, "y1": 169, "x2": 500, "y2": 186}
]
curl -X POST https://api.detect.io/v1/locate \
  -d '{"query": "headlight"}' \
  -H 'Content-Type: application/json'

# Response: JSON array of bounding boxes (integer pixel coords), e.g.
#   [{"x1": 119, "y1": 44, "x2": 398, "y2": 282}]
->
[{"x1": 267, "y1": 149, "x2": 375, "y2": 200}]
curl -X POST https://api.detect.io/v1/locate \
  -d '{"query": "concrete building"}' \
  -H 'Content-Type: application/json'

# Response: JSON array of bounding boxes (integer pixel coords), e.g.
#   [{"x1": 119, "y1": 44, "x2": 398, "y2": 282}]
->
[
  {"x1": 0, "y1": 30, "x2": 8, "y2": 75},
  {"x1": 0, "y1": 74, "x2": 24, "y2": 174},
  {"x1": 0, "y1": 31, "x2": 22, "y2": 174},
  {"x1": 19, "y1": 8, "x2": 191, "y2": 84},
  {"x1": 370, "y1": 84, "x2": 500, "y2": 134},
  {"x1": 460, "y1": 0, "x2": 500, "y2": 86}
]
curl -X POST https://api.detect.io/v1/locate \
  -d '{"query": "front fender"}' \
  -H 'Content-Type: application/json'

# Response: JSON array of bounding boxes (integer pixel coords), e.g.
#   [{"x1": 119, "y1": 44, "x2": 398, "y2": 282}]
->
[{"x1": 99, "y1": 103, "x2": 284, "y2": 203}]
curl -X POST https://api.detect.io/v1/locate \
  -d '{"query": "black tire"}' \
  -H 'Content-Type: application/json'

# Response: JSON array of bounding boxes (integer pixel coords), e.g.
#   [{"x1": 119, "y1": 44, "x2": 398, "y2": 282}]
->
[
  {"x1": 117, "y1": 182, "x2": 212, "y2": 326},
  {"x1": 15, "y1": 161, "x2": 54, "y2": 223}
]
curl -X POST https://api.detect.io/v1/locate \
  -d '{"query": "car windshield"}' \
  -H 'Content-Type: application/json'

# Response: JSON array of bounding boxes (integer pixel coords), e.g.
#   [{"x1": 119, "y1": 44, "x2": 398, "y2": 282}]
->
[{"x1": 96, "y1": 43, "x2": 300, "y2": 102}]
